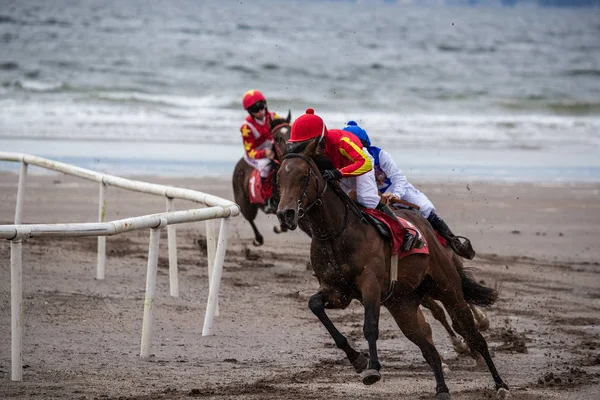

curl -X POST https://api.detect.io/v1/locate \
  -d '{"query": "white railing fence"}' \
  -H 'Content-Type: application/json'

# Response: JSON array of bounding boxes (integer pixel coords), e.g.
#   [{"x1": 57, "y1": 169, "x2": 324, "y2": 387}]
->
[{"x1": 0, "y1": 152, "x2": 240, "y2": 382}]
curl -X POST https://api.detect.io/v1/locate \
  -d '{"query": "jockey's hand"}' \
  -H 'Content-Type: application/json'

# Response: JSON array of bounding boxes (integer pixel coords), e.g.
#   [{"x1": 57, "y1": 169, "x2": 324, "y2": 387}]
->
[
  {"x1": 322, "y1": 169, "x2": 343, "y2": 181},
  {"x1": 381, "y1": 192, "x2": 400, "y2": 205},
  {"x1": 381, "y1": 192, "x2": 393, "y2": 204},
  {"x1": 264, "y1": 148, "x2": 275, "y2": 160}
]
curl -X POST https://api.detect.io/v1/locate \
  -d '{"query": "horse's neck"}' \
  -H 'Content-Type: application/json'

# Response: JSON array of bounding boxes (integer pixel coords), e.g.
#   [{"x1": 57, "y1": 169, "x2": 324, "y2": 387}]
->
[{"x1": 306, "y1": 184, "x2": 364, "y2": 243}]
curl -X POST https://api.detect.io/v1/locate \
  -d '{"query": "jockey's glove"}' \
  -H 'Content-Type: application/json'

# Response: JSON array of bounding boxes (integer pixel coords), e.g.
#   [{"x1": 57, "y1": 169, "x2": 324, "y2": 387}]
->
[{"x1": 322, "y1": 169, "x2": 343, "y2": 181}]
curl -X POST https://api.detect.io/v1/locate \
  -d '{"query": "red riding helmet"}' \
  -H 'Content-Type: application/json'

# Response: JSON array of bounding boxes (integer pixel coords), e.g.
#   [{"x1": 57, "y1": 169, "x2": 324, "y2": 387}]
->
[
  {"x1": 242, "y1": 89, "x2": 267, "y2": 110},
  {"x1": 289, "y1": 108, "x2": 328, "y2": 143}
]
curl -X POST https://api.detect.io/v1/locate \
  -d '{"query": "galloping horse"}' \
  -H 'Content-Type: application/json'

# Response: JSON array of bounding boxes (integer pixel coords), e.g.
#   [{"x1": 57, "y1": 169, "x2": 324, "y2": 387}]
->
[
  {"x1": 232, "y1": 112, "x2": 292, "y2": 246},
  {"x1": 276, "y1": 139, "x2": 510, "y2": 400}
]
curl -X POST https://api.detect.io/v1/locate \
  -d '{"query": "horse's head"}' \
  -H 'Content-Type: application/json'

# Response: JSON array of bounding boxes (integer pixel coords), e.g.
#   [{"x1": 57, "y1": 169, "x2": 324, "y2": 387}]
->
[
  {"x1": 270, "y1": 110, "x2": 291, "y2": 159},
  {"x1": 276, "y1": 138, "x2": 325, "y2": 230}
]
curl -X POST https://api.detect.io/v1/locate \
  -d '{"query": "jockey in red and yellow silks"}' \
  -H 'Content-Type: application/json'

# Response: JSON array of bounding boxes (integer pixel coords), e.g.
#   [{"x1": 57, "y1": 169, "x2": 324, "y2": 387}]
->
[
  {"x1": 240, "y1": 89, "x2": 280, "y2": 213},
  {"x1": 288, "y1": 108, "x2": 380, "y2": 209},
  {"x1": 288, "y1": 108, "x2": 421, "y2": 252}
]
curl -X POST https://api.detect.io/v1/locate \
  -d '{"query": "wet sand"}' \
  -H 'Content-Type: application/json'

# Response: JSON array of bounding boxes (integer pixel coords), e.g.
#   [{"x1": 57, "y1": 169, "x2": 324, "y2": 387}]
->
[{"x1": 1, "y1": 172, "x2": 599, "y2": 399}]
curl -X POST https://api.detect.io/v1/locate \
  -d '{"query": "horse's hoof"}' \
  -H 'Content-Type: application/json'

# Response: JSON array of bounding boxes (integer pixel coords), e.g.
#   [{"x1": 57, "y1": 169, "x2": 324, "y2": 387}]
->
[
  {"x1": 474, "y1": 354, "x2": 487, "y2": 370},
  {"x1": 361, "y1": 368, "x2": 381, "y2": 385},
  {"x1": 496, "y1": 388, "x2": 510, "y2": 400},
  {"x1": 252, "y1": 238, "x2": 263, "y2": 246},
  {"x1": 351, "y1": 353, "x2": 368, "y2": 373},
  {"x1": 451, "y1": 337, "x2": 469, "y2": 354},
  {"x1": 476, "y1": 318, "x2": 490, "y2": 331},
  {"x1": 435, "y1": 392, "x2": 451, "y2": 400},
  {"x1": 442, "y1": 362, "x2": 451, "y2": 376}
]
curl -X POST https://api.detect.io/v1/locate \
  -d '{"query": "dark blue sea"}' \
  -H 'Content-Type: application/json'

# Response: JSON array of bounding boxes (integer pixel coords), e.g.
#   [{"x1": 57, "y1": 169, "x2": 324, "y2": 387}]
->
[{"x1": 1, "y1": 0, "x2": 599, "y2": 182}]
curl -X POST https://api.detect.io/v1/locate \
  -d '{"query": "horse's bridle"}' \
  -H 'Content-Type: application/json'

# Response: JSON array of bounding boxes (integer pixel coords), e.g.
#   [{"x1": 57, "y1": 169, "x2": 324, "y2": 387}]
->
[{"x1": 281, "y1": 153, "x2": 349, "y2": 241}]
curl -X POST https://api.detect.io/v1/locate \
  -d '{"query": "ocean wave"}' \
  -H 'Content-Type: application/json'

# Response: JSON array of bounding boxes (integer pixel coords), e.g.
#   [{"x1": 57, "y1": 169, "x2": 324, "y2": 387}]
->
[
  {"x1": 13, "y1": 79, "x2": 64, "y2": 92},
  {"x1": 565, "y1": 69, "x2": 600, "y2": 77},
  {"x1": 0, "y1": 62, "x2": 19, "y2": 70},
  {"x1": 94, "y1": 91, "x2": 233, "y2": 109},
  {"x1": 437, "y1": 44, "x2": 497, "y2": 54},
  {"x1": 0, "y1": 15, "x2": 21, "y2": 25},
  {"x1": 502, "y1": 100, "x2": 600, "y2": 115},
  {"x1": 226, "y1": 64, "x2": 257, "y2": 75}
]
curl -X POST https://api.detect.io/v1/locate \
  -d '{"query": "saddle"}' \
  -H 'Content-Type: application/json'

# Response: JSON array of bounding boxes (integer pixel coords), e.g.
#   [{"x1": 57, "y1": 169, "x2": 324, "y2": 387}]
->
[
  {"x1": 361, "y1": 207, "x2": 429, "y2": 257},
  {"x1": 361, "y1": 211, "x2": 391, "y2": 239}
]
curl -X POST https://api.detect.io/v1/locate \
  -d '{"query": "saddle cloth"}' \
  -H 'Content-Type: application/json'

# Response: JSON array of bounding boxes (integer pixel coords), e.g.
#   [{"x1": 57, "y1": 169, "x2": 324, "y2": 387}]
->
[
  {"x1": 248, "y1": 169, "x2": 264, "y2": 204},
  {"x1": 362, "y1": 208, "x2": 429, "y2": 258},
  {"x1": 248, "y1": 169, "x2": 274, "y2": 205}
]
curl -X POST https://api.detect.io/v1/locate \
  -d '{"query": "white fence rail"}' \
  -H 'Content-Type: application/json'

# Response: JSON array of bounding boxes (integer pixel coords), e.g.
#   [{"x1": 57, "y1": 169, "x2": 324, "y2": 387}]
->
[{"x1": 0, "y1": 152, "x2": 240, "y2": 382}]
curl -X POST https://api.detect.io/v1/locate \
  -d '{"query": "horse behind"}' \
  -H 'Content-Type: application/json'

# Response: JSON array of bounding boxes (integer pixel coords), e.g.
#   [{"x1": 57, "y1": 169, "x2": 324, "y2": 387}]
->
[
  {"x1": 275, "y1": 138, "x2": 510, "y2": 400},
  {"x1": 232, "y1": 112, "x2": 291, "y2": 246}
]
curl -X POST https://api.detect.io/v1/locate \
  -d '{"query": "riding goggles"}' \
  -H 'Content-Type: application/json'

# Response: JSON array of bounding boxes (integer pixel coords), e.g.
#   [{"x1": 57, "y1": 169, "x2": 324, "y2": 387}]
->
[{"x1": 247, "y1": 101, "x2": 266, "y2": 113}]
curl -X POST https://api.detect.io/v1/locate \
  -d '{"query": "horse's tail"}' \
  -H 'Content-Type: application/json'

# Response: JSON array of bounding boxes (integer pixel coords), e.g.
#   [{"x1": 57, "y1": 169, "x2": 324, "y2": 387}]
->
[{"x1": 458, "y1": 267, "x2": 498, "y2": 307}]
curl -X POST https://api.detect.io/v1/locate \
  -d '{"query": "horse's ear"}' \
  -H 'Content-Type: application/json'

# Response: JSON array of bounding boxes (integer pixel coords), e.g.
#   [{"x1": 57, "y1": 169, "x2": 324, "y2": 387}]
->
[
  {"x1": 315, "y1": 136, "x2": 324, "y2": 156},
  {"x1": 302, "y1": 138, "x2": 319, "y2": 158},
  {"x1": 286, "y1": 110, "x2": 291, "y2": 123}
]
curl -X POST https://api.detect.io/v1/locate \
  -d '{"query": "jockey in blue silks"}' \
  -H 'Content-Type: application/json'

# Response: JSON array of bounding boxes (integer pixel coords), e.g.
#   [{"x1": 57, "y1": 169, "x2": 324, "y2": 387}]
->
[{"x1": 343, "y1": 120, "x2": 475, "y2": 260}]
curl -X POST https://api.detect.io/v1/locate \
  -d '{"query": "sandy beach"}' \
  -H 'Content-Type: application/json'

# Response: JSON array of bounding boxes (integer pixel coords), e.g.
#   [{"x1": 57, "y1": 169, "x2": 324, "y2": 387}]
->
[{"x1": 1, "y1": 171, "x2": 599, "y2": 399}]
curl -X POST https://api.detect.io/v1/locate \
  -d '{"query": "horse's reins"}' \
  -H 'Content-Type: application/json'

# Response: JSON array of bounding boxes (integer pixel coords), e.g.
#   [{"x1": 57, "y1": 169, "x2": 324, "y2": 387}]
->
[{"x1": 282, "y1": 153, "x2": 350, "y2": 241}]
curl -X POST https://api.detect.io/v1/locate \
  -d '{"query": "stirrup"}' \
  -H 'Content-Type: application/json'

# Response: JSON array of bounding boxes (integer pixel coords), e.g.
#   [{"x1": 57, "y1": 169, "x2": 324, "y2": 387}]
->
[
  {"x1": 450, "y1": 236, "x2": 476, "y2": 260},
  {"x1": 263, "y1": 199, "x2": 276, "y2": 214},
  {"x1": 400, "y1": 232, "x2": 416, "y2": 252}
]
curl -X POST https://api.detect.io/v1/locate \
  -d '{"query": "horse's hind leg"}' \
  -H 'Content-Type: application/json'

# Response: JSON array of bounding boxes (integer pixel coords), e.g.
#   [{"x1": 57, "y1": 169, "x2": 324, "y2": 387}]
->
[
  {"x1": 422, "y1": 297, "x2": 469, "y2": 355},
  {"x1": 470, "y1": 304, "x2": 490, "y2": 331},
  {"x1": 308, "y1": 292, "x2": 368, "y2": 374},
  {"x1": 443, "y1": 298, "x2": 509, "y2": 398},
  {"x1": 388, "y1": 299, "x2": 450, "y2": 399}
]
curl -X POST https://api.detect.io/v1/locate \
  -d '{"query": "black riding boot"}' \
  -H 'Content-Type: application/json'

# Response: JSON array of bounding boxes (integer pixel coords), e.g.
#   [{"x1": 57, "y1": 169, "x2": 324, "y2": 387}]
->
[
  {"x1": 427, "y1": 212, "x2": 476, "y2": 260},
  {"x1": 377, "y1": 203, "x2": 423, "y2": 252}
]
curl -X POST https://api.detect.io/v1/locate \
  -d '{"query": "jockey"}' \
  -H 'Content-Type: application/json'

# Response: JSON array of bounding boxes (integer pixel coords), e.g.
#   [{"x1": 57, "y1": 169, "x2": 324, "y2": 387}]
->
[
  {"x1": 288, "y1": 108, "x2": 420, "y2": 251},
  {"x1": 342, "y1": 120, "x2": 476, "y2": 260},
  {"x1": 240, "y1": 89, "x2": 280, "y2": 213}
]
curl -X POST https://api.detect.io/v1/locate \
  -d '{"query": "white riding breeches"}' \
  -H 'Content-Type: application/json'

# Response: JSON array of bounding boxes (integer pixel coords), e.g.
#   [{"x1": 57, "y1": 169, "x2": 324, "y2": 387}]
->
[
  {"x1": 244, "y1": 156, "x2": 272, "y2": 178},
  {"x1": 339, "y1": 168, "x2": 381, "y2": 209},
  {"x1": 397, "y1": 186, "x2": 435, "y2": 218},
  {"x1": 243, "y1": 140, "x2": 274, "y2": 178}
]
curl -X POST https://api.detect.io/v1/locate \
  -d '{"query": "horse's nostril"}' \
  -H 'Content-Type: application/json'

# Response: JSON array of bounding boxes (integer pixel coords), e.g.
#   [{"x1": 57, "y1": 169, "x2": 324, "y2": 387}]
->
[{"x1": 284, "y1": 209, "x2": 296, "y2": 224}]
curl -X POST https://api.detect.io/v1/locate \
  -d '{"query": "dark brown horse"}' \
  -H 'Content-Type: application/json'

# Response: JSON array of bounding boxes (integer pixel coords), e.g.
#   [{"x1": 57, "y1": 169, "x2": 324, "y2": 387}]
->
[
  {"x1": 232, "y1": 112, "x2": 292, "y2": 246},
  {"x1": 276, "y1": 139, "x2": 510, "y2": 400}
]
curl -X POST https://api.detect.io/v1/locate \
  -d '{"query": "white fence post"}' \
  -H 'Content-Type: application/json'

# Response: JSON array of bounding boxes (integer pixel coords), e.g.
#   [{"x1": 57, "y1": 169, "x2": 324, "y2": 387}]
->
[
  {"x1": 205, "y1": 218, "x2": 218, "y2": 316},
  {"x1": 166, "y1": 197, "x2": 179, "y2": 297},
  {"x1": 14, "y1": 161, "x2": 28, "y2": 224},
  {"x1": 140, "y1": 219, "x2": 166, "y2": 360},
  {"x1": 202, "y1": 218, "x2": 230, "y2": 336},
  {"x1": 97, "y1": 182, "x2": 107, "y2": 280},
  {"x1": 11, "y1": 239, "x2": 23, "y2": 381}
]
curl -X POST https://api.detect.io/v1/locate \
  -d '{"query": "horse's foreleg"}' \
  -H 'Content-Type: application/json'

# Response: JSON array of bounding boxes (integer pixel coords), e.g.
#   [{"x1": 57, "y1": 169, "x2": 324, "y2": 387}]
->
[
  {"x1": 249, "y1": 220, "x2": 264, "y2": 246},
  {"x1": 358, "y1": 274, "x2": 383, "y2": 386},
  {"x1": 308, "y1": 293, "x2": 367, "y2": 373}
]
